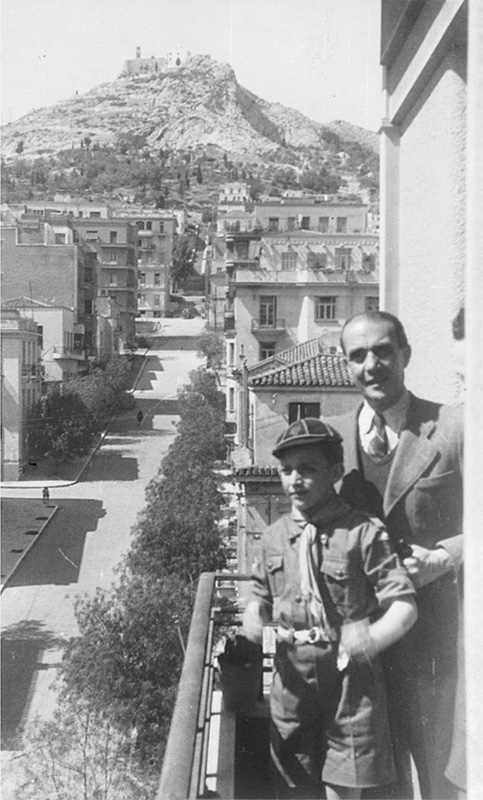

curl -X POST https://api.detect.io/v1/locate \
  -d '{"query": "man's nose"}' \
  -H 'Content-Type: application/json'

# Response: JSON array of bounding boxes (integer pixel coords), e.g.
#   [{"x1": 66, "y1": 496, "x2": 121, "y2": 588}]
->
[{"x1": 364, "y1": 351, "x2": 380, "y2": 370}]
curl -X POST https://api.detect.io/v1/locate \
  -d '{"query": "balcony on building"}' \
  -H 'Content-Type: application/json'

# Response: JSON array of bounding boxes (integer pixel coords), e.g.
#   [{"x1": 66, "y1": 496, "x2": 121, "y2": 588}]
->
[
  {"x1": 52, "y1": 346, "x2": 86, "y2": 361},
  {"x1": 251, "y1": 318, "x2": 286, "y2": 335},
  {"x1": 157, "y1": 572, "x2": 274, "y2": 800}
]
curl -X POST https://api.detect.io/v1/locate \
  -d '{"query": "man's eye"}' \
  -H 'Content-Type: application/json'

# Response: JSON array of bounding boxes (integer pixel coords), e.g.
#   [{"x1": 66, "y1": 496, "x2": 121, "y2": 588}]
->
[
  {"x1": 373, "y1": 346, "x2": 393, "y2": 360},
  {"x1": 349, "y1": 350, "x2": 366, "y2": 364}
]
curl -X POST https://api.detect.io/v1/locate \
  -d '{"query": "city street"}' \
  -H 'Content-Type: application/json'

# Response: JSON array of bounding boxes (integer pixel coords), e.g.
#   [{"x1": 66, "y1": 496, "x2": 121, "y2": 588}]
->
[{"x1": 1, "y1": 318, "x2": 206, "y2": 769}]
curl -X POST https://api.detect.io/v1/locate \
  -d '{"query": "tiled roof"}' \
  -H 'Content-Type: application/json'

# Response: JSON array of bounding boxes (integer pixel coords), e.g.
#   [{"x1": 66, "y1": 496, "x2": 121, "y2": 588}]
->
[
  {"x1": 248, "y1": 337, "x2": 325, "y2": 377},
  {"x1": 1, "y1": 296, "x2": 53, "y2": 309},
  {"x1": 249, "y1": 353, "x2": 353, "y2": 388}
]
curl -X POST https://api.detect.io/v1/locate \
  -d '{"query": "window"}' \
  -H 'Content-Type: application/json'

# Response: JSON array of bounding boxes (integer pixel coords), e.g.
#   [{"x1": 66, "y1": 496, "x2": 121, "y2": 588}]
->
[
  {"x1": 154, "y1": 294, "x2": 161, "y2": 306},
  {"x1": 260, "y1": 342, "x2": 275, "y2": 360},
  {"x1": 365, "y1": 296, "x2": 379, "y2": 312},
  {"x1": 318, "y1": 217, "x2": 329, "y2": 233},
  {"x1": 86, "y1": 230, "x2": 98, "y2": 241},
  {"x1": 108, "y1": 251, "x2": 117, "y2": 263},
  {"x1": 363, "y1": 253, "x2": 376, "y2": 271},
  {"x1": 335, "y1": 248, "x2": 352, "y2": 270},
  {"x1": 336, "y1": 217, "x2": 347, "y2": 233},
  {"x1": 146, "y1": 221, "x2": 152, "y2": 231},
  {"x1": 259, "y1": 296, "x2": 276, "y2": 327},
  {"x1": 139, "y1": 272, "x2": 146, "y2": 284},
  {"x1": 84, "y1": 299, "x2": 93, "y2": 314},
  {"x1": 228, "y1": 342, "x2": 235, "y2": 366},
  {"x1": 154, "y1": 273, "x2": 161, "y2": 285},
  {"x1": 307, "y1": 251, "x2": 327, "y2": 269},
  {"x1": 159, "y1": 221, "x2": 165, "y2": 234},
  {"x1": 139, "y1": 294, "x2": 146, "y2": 304},
  {"x1": 228, "y1": 387, "x2": 235, "y2": 413},
  {"x1": 301, "y1": 216, "x2": 310, "y2": 230},
  {"x1": 268, "y1": 217, "x2": 279, "y2": 232},
  {"x1": 37, "y1": 325, "x2": 43, "y2": 349},
  {"x1": 89, "y1": 211, "x2": 101, "y2": 218},
  {"x1": 288, "y1": 402, "x2": 321, "y2": 424},
  {"x1": 55, "y1": 233, "x2": 66, "y2": 244},
  {"x1": 287, "y1": 217, "x2": 296, "y2": 231},
  {"x1": 110, "y1": 231, "x2": 118, "y2": 244},
  {"x1": 109, "y1": 271, "x2": 118, "y2": 286},
  {"x1": 137, "y1": 221, "x2": 145, "y2": 230},
  {"x1": 316, "y1": 296, "x2": 337, "y2": 320},
  {"x1": 281, "y1": 251, "x2": 297, "y2": 270}
]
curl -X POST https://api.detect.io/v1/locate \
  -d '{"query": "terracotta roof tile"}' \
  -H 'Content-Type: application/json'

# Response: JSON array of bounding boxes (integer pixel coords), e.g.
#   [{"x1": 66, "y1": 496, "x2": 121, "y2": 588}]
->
[{"x1": 249, "y1": 353, "x2": 353, "y2": 388}]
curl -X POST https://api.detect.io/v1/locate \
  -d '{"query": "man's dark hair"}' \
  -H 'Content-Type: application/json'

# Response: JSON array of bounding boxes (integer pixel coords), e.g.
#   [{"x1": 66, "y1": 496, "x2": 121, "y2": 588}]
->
[{"x1": 340, "y1": 311, "x2": 409, "y2": 353}]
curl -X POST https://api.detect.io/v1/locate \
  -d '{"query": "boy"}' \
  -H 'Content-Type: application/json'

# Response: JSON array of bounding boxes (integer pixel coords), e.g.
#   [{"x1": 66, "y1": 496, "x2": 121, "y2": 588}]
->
[{"x1": 243, "y1": 418, "x2": 417, "y2": 800}]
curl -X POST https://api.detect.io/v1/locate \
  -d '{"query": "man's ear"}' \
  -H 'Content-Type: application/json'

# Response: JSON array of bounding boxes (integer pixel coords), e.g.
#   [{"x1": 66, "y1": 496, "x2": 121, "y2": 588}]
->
[
  {"x1": 331, "y1": 462, "x2": 344, "y2": 485},
  {"x1": 403, "y1": 345, "x2": 412, "y2": 367}
]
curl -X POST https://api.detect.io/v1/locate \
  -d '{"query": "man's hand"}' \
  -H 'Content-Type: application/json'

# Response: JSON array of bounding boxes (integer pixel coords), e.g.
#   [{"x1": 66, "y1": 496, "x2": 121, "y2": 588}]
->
[
  {"x1": 242, "y1": 601, "x2": 264, "y2": 644},
  {"x1": 403, "y1": 544, "x2": 453, "y2": 588}
]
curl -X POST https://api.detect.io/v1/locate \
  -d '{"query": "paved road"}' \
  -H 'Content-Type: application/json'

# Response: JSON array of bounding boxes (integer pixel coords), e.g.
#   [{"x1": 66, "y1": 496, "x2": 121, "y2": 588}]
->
[{"x1": 1, "y1": 318, "x2": 206, "y2": 762}]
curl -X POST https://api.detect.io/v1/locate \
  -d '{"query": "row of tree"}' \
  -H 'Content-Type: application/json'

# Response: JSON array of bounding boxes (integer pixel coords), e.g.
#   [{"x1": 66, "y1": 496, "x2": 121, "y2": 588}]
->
[
  {"x1": 16, "y1": 368, "x2": 228, "y2": 799},
  {"x1": 27, "y1": 357, "x2": 136, "y2": 464}
]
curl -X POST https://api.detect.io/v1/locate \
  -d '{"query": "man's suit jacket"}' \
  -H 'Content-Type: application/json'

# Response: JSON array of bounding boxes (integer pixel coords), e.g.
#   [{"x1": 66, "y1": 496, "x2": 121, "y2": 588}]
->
[{"x1": 328, "y1": 393, "x2": 464, "y2": 677}]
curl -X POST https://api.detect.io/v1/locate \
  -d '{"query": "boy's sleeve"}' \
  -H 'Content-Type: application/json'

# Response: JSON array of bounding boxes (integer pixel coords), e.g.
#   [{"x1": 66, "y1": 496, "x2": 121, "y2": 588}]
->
[
  {"x1": 248, "y1": 538, "x2": 274, "y2": 622},
  {"x1": 361, "y1": 520, "x2": 416, "y2": 611}
]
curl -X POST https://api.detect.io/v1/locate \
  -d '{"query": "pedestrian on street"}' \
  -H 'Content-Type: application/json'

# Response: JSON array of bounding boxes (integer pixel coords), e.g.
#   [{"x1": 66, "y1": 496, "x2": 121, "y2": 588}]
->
[
  {"x1": 137, "y1": 409, "x2": 144, "y2": 426},
  {"x1": 42, "y1": 486, "x2": 50, "y2": 505},
  {"x1": 243, "y1": 417, "x2": 417, "y2": 800},
  {"x1": 329, "y1": 310, "x2": 464, "y2": 800}
]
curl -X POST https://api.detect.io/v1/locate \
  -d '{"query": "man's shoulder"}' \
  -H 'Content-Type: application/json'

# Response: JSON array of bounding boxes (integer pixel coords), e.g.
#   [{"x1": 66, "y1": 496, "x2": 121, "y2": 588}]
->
[{"x1": 409, "y1": 394, "x2": 463, "y2": 433}]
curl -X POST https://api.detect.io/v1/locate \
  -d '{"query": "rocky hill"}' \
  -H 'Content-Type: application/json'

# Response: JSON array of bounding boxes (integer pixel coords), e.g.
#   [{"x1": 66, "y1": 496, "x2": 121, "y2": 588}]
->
[{"x1": 1, "y1": 55, "x2": 378, "y2": 160}]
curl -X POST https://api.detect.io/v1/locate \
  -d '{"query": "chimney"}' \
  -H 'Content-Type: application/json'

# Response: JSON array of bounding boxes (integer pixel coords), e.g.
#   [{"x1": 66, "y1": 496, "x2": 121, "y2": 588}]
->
[{"x1": 136, "y1": 46, "x2": 141, "y2": 59}]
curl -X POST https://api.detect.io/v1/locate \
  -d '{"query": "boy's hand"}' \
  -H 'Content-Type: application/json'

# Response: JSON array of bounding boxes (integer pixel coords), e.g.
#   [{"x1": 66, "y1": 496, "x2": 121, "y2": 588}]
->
[
  {"x1": 341, "y1": 619, "x2": 378, "y2": 662},
  {"x1": 242, "y1": 601, "x2": 264, "y2": 644}
]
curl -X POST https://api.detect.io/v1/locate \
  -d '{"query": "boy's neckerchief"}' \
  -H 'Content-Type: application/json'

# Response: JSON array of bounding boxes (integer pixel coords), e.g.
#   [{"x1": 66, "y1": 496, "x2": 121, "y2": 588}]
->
[{"x1": 291, "y1": 494, "x2": 348, "y2": 630}]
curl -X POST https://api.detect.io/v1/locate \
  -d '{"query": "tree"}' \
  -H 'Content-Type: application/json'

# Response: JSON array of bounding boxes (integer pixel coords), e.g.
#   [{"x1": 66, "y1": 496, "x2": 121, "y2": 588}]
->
[
  {"x1": 170, "y1": 234, "x2": 194, "y2": 292},
  {"x1": 61, "y1": 573, "x2": 194, "y2": 762},
  {"x1": 15, "y1": 139, "x2": 24, "y2": 154},
  {"x1": 196, "y1": 329, "x2": 225, "y2": 370},
  {"x1": 28, "y1": 390, "x2": 95, "y2": 462}
]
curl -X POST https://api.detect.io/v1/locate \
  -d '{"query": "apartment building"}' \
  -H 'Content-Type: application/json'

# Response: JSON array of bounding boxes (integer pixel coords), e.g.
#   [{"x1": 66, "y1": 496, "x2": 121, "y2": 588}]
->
[
  {"x1": 253, "y1": 198, "x2": 367, "y2": 234},
  {"x1": 224, "y1": 227, "x2": 378, "y2": 365},
  {"x1": 1, "y1": 311, "x2": 42, "y2": 480},
  {"x1": 0, "y1": 217, "x2": 96, "y2": 357},
  {"x1": 71, "y1": 218, "x2": 137, "y2": 346},
  {"x1": 115, "y1": 210, "x2": 177, "y2": 319},
  {"x1": 1, "y1": 297, "x2": 85, "y2": 383}
]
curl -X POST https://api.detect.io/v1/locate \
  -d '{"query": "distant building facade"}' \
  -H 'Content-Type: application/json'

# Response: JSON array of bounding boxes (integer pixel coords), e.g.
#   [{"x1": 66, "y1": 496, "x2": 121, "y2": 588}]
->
[{"x1": 1, "y1": 311, "x2": 42, "y2": 480}]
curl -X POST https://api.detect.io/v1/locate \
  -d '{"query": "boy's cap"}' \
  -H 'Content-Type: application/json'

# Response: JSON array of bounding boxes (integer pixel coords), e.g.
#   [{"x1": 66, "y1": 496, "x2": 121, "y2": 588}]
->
[{"x1": 272, "y1": 418, "x2": 343, "y2": 457}]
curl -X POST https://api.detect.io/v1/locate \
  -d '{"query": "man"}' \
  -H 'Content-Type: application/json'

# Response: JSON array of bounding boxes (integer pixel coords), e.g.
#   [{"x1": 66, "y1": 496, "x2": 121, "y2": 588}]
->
[{"x1": 328, "y1": 311, "x2": 463, "y2": 800}]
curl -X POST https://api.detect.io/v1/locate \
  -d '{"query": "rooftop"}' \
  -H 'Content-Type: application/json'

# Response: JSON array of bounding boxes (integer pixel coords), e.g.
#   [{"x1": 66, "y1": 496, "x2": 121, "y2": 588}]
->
[{"x1": 249, "y1": 352, "x2": 353, "y2": 388}]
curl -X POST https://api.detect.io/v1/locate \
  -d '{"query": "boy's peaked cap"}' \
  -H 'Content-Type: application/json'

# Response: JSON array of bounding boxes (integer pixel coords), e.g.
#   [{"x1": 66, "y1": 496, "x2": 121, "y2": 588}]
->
[{"x1": 272, "y1": 417, "x2": 342, "y2": 457}]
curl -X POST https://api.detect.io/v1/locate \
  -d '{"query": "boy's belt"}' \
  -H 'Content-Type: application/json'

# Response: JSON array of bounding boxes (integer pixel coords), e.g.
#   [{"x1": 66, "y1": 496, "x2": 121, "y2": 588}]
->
[{"x1": 277, "y1": 625, "x2": 338, "y2": 645}]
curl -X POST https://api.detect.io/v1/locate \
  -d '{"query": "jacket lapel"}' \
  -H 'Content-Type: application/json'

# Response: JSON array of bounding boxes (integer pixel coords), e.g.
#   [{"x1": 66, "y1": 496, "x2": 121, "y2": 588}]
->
[{"x1": 384, "y1": 395, "x2": 438, "y2": 517}]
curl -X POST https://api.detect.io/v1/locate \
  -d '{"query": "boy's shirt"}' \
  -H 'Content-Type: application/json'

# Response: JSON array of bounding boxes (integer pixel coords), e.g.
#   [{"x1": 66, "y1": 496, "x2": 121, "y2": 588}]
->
[{"x1": 250, "y1": 495, "x2": 415, "y2": 632}]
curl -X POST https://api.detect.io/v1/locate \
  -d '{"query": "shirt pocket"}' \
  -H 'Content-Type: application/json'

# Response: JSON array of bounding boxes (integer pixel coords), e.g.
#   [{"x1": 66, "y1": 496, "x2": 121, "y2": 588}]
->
[
  {"x1": 266, "y1": 554, "x2": 284, "y2": 597},
  {"x1": 319, "y1": 557, "x2": 355, "y2": 615}
]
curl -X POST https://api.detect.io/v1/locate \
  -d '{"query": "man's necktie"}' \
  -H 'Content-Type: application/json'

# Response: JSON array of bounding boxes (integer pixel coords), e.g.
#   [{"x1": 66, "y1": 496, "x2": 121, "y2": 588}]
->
[{"x1": 367, "y1": 412, "x2": 388, "y2": 459}]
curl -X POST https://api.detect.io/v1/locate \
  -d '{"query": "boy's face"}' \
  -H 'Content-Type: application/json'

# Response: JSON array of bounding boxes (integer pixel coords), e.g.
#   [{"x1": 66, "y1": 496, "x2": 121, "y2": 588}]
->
[{"x1": 277, "y1": 444, "x2": 342, "y2": 514}]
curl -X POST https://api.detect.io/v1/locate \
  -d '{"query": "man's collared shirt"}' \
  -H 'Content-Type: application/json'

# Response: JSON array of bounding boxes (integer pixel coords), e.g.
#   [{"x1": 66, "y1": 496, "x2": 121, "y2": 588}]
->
[{"x1": 359, "y1": 390, "x2": 411, "y2": 455}]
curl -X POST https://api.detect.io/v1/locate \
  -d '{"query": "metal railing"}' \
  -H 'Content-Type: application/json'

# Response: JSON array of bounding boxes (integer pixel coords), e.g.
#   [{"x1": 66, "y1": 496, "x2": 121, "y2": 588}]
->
[{"x1": 157, "y1": 572, "x2": 270, "y2": 800}]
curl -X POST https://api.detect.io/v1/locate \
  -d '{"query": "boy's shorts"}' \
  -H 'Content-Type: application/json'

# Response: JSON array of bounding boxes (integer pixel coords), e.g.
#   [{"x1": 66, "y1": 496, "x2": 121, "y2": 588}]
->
[{"x1": 270, "y1": 638, "x2": 395, "y2": 795}]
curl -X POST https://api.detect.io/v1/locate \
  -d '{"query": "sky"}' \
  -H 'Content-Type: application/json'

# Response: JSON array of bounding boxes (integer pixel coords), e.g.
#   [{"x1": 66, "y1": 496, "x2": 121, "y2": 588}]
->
[{"x1": 1, "y1": 0, "x2": 382, "y2": 131}]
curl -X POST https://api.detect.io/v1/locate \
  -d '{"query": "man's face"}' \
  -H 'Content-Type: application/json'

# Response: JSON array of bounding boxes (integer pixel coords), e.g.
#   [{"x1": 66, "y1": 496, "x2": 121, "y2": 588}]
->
[
  {"x1": 342, "y1": 317, "x2": 411, "y2": 411},
  {"x1": 278, "y1": 444, "x2": 341, "y2": 514}
]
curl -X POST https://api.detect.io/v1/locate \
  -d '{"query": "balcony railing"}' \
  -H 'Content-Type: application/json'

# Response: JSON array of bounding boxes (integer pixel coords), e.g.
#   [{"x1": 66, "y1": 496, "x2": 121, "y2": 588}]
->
[
  {"x1": 251, "y1": 318, "x2": 285, "y2": 333},
  {"x1": 158, "y1": 573, "x2": 274, "y2": 800}
]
